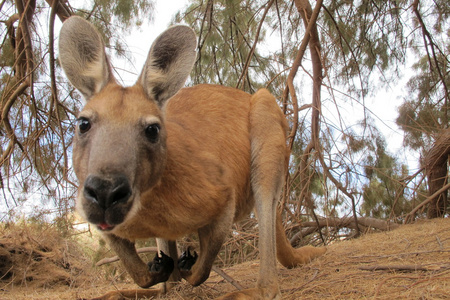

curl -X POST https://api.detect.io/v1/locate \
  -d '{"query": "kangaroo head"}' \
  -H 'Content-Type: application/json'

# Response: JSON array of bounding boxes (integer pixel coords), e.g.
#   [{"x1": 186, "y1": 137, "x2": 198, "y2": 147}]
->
[{"x1": 59, "y1": 16, "x2": 196, "y2": 231}]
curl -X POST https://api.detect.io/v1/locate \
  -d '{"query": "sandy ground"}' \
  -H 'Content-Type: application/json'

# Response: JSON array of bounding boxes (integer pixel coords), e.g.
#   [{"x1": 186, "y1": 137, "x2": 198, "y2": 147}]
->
[{"x1": 1, "y1": 218, "x2": 449, "y2": 299}]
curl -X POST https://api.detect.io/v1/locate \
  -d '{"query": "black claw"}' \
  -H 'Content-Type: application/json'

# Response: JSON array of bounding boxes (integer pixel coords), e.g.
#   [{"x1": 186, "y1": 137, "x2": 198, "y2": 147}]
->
[
  {"x1": 148, "y1": 250, "x2": 174, "y2": 278},
  {"x1": 178, "y1": 247, "x2": 198, "y2": 271}
]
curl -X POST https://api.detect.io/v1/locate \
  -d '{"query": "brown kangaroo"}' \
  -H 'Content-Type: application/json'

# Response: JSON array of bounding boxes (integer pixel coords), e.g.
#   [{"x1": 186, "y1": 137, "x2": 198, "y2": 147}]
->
[{"x1": 59, "y1": 16, "x2": 326, "y2": 300}]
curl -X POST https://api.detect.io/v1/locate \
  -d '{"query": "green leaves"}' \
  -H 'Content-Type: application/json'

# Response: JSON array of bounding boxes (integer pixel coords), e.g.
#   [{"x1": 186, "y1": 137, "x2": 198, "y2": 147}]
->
[
  {"x1": 322, "y1": 0, "x2": 408, "y2": 92},
  {"x1": 174, "y1": 0, "x2": 274, "y2": 93}
]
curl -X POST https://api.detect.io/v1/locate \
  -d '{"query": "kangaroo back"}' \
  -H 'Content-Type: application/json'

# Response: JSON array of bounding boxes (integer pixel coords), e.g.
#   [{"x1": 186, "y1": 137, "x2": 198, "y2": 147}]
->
[{"x1": 58, "y1": 16, "x2": 325, "y2": 300}]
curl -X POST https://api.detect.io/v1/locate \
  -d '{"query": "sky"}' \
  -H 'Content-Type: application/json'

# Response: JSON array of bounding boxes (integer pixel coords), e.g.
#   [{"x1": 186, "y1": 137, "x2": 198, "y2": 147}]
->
[{"x1": 115, "y1": 0, "x2": 190, "y2": 86}]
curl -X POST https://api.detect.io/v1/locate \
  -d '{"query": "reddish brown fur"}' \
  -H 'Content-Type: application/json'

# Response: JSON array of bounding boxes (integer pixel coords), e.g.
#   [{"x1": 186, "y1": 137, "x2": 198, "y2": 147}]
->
[
  {"x1": 111, "y1": 85, "x2": 254, "y2": 240},
  {"x1": 59, "y1": 17, "x2": 326, "y2": 300}
]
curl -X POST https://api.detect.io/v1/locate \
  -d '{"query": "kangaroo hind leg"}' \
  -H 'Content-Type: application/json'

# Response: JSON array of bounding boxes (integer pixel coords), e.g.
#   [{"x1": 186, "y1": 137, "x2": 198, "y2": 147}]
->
[{"x1": 218, "y1": 89, "x2": 287, "y2": 300}]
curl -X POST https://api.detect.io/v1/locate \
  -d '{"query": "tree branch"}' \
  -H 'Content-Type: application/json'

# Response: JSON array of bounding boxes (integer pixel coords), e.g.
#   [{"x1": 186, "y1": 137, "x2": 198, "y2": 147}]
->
[
  {"x1": 412, "y1": 0, "x2": 449, "y2": 126},
  {"x1": 281, "y1": 0, "x2": 322, "y2": 210},
  {"x1": 359, "y1": 264, "x2": 447, "y2": 272},
  {"x1": 44, "y1": 0, "x2": 72, "y2": 21},
  {"x1": 405, "y1": 181, "x2": 450, "y2": 223}
]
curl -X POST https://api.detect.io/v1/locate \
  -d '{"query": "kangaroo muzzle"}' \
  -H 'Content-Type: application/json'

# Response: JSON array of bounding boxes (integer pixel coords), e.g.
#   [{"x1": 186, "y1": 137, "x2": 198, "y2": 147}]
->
[{"x1": 81, "y1": 174, "x2": 133, "y2": 231}]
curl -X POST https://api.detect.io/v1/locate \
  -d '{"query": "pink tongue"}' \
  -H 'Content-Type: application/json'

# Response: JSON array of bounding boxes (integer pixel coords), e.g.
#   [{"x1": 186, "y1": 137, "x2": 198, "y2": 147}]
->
[{"x1": 99, "y1": 223, "x2": 113, "y2": 230}]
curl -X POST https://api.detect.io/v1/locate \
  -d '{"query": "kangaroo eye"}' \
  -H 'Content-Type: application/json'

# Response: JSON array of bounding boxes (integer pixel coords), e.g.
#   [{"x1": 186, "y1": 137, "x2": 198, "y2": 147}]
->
[
  {"x1": 77, "y1": 118, "x2": 91, "y2": 134},
  {"x1": 145, "y1": 124, "x2": 160, "y2": 143}
]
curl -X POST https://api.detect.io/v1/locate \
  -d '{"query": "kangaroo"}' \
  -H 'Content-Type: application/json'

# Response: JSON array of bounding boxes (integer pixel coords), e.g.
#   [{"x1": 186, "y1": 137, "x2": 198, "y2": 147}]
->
[{"x1": 59, "y1": 16, "x2": 326, "y2": 300}]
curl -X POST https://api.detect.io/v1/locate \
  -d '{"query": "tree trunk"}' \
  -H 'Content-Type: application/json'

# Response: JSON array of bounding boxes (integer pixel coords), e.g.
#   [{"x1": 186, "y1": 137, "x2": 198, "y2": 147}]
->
[
  {"x1": 292, "y1": 0, "x2": 323, "y2": 217},
  {"x1": 425, "y1": 128, "x2": 450, "y2": 218}
]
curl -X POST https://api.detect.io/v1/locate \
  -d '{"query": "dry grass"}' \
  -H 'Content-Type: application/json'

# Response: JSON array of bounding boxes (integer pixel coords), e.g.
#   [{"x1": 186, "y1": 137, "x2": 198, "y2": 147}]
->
[
  {"x1": 0, "y1": 221, "x2": 97, "y2": 299},
  {"x1": 1, "y1": 218, "x2": 449, "y2": 299}
]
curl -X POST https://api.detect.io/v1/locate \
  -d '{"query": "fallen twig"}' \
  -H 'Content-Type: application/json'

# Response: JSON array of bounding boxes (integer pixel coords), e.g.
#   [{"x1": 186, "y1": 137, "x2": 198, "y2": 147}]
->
[
  {"x1": 348, "y1": 250, "x2": 450, "y2": 260},
  {"x1": 95, "y1": 247, "x2": 157, "y2": 266},
  {"x1": 212, "y1": 265, "x2": 245, "y2": 291},
  {"x1": 359, "y1": 264, "x2": 444, "y2": 272}
]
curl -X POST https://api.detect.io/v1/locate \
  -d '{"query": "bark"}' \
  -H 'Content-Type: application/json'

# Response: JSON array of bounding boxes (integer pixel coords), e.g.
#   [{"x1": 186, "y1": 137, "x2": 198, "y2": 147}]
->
[
  {"x1": 425, "y1": 128, "x2": 450, "y2": 218},
  {"x1": 44, "y1": 0, "x2": 72, "y2": 21}
]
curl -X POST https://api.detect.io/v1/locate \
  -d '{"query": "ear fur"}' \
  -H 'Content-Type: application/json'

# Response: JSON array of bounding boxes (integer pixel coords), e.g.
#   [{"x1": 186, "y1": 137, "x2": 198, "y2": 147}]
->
[
  {"x1": 59, "y1": 16, "x2": 113, "y2": 100},
  {"x1": 138, "y1": 25, "x2": 197, "y2": 105}
]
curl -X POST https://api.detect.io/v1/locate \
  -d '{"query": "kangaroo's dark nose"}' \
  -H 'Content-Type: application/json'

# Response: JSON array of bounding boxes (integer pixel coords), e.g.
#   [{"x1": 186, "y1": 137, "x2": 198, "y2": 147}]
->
[{"x1": 83, "y1": 175, "x2": 132, "y2": 209}]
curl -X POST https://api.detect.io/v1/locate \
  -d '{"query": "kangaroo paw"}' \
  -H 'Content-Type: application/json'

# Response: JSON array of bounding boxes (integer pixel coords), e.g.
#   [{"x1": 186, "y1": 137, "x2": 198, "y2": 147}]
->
[
  {"x1": 147, "y1": 250, "x2": 174, "y2": 282},
  {"x1": 178, "y1": 247, "x2": 198, "y2": 271},
  {"x1": 178, "y1": 247, "x2": 198, "y2": 281}
]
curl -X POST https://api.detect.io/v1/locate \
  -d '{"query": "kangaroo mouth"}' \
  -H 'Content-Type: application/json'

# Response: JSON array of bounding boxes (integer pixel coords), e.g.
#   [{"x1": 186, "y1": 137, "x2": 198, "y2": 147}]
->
[
  {"x1": 97, "y1": 222, "x2": 114, "y2": 231},
  {"x1": 77, "y1": 174, "x2": 136, "y2": 231}
]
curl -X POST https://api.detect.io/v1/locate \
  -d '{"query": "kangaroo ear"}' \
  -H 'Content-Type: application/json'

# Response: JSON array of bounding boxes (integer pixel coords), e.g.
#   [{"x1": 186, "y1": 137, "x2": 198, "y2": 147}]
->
[
  {"x1": 59, "y1": 16, "x2": 113, "y2": 100},
  {"x1": 138, "y1": 25, "x2": 197, "y2": 106}
]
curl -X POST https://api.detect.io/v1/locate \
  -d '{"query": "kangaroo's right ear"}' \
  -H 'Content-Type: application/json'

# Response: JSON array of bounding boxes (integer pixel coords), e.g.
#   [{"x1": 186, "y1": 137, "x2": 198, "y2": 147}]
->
[{"x1": 59, "y1": 16, "x2": 113, "y2": 100}]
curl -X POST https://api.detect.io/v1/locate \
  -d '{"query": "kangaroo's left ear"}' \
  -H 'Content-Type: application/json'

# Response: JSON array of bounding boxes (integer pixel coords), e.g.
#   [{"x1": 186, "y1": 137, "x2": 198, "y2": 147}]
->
[{"x1": 138, "y1": 25, "x2": 197, "y2": 106}]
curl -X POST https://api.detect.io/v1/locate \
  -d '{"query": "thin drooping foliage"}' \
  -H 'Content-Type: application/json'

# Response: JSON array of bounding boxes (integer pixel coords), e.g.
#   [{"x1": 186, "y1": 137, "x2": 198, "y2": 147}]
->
[{"x1": 0, "y1": 0, "x2": 154, "y2": 219}]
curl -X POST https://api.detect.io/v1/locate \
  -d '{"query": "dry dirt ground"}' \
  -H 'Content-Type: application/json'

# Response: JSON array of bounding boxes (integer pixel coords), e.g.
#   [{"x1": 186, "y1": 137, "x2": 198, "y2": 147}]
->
[{"x1": 1, "y1": 218, "x2": 449, "y2": 299}]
